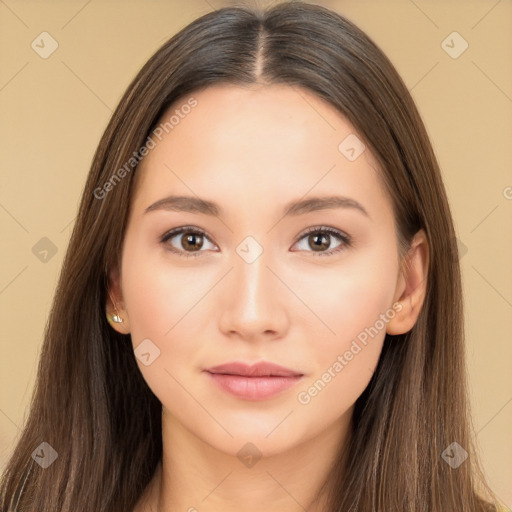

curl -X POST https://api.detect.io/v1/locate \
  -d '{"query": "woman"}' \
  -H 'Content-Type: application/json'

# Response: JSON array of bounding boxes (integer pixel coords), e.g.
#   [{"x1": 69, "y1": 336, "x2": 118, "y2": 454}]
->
[{"x1": 0, "y1": 2, "x2": 502, "y2": 511}]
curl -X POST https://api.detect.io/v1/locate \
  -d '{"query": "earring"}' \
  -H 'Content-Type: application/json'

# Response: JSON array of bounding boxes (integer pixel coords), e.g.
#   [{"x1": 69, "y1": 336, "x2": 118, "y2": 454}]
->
[
  {"x1": 107, "y1": 291, "x2": 124, "y2": 324},
  {"x1": 109, "y1": 306, "x2": 124, "y2": 324}
]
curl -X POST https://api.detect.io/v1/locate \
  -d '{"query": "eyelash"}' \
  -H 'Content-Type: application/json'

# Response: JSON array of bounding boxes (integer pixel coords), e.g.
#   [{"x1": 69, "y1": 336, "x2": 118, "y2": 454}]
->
[{"x1": 159, "y1": 225, "x2": 352, "y2": 259}]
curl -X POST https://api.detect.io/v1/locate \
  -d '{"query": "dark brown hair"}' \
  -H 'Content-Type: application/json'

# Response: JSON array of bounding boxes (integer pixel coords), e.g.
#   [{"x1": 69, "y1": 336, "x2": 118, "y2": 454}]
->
[{"x1": 0, "y1": 2, "x2": 502, "y2": 511}]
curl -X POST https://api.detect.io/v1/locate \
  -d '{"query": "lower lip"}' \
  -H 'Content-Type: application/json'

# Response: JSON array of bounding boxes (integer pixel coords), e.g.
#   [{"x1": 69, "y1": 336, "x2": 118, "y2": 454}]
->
[{"x1": 206, "y1": 372, "x2": 304, "y2": 401}]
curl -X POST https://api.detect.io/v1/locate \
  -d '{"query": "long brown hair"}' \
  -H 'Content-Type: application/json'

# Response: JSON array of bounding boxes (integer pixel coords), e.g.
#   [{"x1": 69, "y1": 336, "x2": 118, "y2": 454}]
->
[{"x1": 0, "y1": 2, "x2": 501, "y2": 511}]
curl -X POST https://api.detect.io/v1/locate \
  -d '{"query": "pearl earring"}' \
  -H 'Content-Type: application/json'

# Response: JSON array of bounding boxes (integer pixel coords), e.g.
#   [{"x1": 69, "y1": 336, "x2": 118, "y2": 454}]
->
[
  {"x1": 109, "y1": 307, "x2": 124, "y2": 324},
  {"x1": 107, "y1": 291, "x2": 124, "y2": 324}
]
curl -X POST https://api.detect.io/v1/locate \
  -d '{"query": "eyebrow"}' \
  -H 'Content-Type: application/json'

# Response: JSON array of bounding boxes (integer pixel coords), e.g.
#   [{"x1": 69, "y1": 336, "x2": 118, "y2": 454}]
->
[{"x1": 144, "y1": 194, "x2": 370, "y2": 219}]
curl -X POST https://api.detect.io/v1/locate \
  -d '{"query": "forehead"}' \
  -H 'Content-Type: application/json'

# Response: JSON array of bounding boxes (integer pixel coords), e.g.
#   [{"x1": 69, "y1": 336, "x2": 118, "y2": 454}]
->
[
  {"x1": 143, "y1": 83, "x2": 368, "y2": 167},
  {"x1": 132, "y1": 83, "x2": 390, "y2": 221}
]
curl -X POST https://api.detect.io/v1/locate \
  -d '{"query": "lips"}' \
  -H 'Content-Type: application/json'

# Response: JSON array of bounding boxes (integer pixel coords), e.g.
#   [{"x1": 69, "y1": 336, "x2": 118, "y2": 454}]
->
[
  {"x1": 204, "y1": 361, "x2": 304, "y2": 401},
  {"x1": 205, "y1": 361, "x2": 303, "y2": 378}
]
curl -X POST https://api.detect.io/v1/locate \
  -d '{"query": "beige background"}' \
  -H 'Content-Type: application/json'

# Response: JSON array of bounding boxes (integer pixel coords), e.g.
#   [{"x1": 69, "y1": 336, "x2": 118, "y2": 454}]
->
[{"x1": 0, "y1": 0, "x2": 511, "y2": 507}]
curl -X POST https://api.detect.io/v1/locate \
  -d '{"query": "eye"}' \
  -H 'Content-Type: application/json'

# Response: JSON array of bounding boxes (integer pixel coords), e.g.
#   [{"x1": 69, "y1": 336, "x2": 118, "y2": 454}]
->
[
  {"x1": 160, "y1": 226, "x2": 217, "y2": 258},
  {"x1": 160, "y1": 225, "x2": 352, "y2": 258},
  {"x1": 292, "y1": 226, "x2": 351, "y2": 256}
]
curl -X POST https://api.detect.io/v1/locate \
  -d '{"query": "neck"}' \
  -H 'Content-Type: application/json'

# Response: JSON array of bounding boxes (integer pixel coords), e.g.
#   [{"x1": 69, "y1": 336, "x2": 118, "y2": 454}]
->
[{"x1": 146, "y1": 408, "x2": 351, "y2": 512}]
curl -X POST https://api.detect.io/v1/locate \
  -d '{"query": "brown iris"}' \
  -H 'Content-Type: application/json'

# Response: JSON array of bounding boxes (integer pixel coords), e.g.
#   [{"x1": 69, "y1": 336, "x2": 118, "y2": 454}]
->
[
  {"x1": 308, "y1": 232, "x2": 330, "y2": 252},
  {"x1": 181, "y1": 232, "x2": 204, "y2": 252}
]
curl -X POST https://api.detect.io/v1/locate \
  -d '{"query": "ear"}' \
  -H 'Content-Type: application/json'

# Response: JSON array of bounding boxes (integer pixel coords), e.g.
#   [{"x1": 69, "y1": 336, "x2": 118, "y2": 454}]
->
[
  {"x1": 106, "y1": 265, "x2": 131, "y2": 334},
  {"x1": 386, "y1": 229, "x2": 429, "y2": 335}
]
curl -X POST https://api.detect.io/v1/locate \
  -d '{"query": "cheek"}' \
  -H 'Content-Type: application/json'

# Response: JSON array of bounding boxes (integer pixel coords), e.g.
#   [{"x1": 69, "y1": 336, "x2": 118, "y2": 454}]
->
[
  {"x1": 292, "y1": 249, "x2": 398, "y2": 351},
  {"x1": 123, "y1": 263, "x2": 176, "y2": 344},
  {"x1": 120, "y1": 260, "x2": 209, "y2": 419},
  {"x1": 120, "y1": 234, "x2": 230, "y2": 404},
  {"x1": 292, "y1": 250, "x2": 398, "y2": 412},
  {"x1": 121, "y1": 225, "x2": 213, "y2": 338}
]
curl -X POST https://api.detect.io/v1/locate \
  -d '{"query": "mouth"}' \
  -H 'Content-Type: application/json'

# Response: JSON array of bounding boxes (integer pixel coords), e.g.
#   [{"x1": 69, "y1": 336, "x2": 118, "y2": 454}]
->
[{"x1": 204, "y1": 361, "x2": 304, "y2": 401}]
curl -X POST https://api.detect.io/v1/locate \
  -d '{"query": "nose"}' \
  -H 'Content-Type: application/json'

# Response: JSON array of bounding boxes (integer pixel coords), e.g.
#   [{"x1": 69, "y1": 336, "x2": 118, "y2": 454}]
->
[{"x1": 217, "y1": 245, "x2": 290, "y2": 342}]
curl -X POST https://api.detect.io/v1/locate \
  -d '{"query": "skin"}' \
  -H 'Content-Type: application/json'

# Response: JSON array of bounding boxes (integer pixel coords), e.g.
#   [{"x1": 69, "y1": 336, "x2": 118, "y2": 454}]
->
[{"x1": 108, "y1": 83, "x2": 429, "y2": 512}]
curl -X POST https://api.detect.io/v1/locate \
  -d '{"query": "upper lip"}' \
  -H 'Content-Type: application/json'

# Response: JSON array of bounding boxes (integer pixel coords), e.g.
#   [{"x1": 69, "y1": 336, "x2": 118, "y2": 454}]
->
[{"x1": 206, "y1": 361, "x2": 303, "y2": 377}]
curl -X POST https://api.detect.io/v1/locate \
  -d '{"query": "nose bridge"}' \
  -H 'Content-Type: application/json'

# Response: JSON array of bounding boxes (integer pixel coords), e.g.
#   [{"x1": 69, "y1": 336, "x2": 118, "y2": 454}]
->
[
  {"x1": 236, "y1": 241, "x2": 270, "y2": 304},
  {"x1": 218, "y1": 235, "x2": 288, "y2": 338}
]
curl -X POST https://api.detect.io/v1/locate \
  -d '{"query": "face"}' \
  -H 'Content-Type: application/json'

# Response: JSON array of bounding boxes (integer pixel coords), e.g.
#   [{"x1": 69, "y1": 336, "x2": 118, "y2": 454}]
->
[{"x1": 112, "y1": 83, "x2": 405, "y2": 457}]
